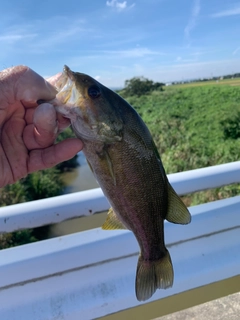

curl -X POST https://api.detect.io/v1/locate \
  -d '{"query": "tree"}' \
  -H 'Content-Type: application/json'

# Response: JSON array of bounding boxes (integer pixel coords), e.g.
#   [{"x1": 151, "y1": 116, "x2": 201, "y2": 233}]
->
[{"x1": 123, "y1": 77, "x2": 164, "y2": 97}]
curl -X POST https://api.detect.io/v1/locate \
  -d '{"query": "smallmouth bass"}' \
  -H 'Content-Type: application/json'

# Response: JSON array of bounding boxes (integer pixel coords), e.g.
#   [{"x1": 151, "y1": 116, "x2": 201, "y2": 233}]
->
[{"x1": 54, "y1": 66, "x2": 191, "y2": 301}]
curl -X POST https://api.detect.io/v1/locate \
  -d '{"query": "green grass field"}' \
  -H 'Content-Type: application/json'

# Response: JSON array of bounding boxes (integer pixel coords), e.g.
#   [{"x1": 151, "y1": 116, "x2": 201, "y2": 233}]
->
[
  {"x1": 122, "y1": 83, "x2": 240, "y2": 205},
  {"x1": 171, "y1": 77, "x2": 240, "y2": 88}
]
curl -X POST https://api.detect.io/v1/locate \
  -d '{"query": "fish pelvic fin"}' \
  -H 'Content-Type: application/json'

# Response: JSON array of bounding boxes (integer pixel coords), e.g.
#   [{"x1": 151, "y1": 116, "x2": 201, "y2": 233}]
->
[
  {"x1": 135, "y1": 250, "x2": 173, "y2": 301},
  {"x1": 166, "y1": 182, "x2": 191, "y2": 225},
  {"x1": 102, "y1": 207, "x2": 127, "y2": 230}
]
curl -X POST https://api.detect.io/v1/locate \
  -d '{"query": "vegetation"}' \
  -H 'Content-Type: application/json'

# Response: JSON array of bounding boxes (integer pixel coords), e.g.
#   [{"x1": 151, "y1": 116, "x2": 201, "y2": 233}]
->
[
  {"x1": 55, "y1": 127, "x2": 79, "y2": 171},
  {"x1": 120, "y1": 76, "x2": 164, "y2": 97},
  {"x1": 0, "y1": 168, "x2": 64, "y2": 249},
  {"x1": 169, "y1": 74, "x2": 240, "y2": 86},
  {"x1": 118, "y1": 82, "x2": 240, "y2": 205},
  {"x1": 221, "y1": 111, "x2": 240, "y2": 140}
]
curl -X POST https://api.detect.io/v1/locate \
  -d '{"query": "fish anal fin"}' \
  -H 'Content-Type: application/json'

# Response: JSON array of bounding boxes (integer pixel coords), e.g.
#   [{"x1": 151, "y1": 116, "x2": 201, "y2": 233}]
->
[
  {"x1": 102, "y1": 207, "x2": 127, "y2": 230},
  {"x1": 166, "y1": 182, "x2": 191, "y2": 225},
  {"x1": 136, "y1": 250, "x2": 173, "y2": 301}
]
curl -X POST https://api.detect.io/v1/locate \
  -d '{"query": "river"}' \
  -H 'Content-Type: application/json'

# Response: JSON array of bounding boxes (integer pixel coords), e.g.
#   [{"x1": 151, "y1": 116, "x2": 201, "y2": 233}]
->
[
  {"x1": 62, "y1": 152, "x2": 99, "y2": 193},
  {"x1": 49, "y1": 152, "x2": 107, "y2": 237}
]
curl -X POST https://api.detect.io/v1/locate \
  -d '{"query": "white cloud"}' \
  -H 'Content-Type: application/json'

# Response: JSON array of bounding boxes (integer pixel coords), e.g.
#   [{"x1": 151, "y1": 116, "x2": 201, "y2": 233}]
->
[
  {"x1": 95, "y1": 75, "x2": 101, "y2": 80},
  {"x1": 115, "y1": 47, "x2": 161, "y2": 58},
  {"x1": 116, "y1": 47, "x2": 164, "y2": 58},
  {"x1": 152, "y1": 58, "x2": 240, "y2": 82},
  {"x1": 72, "y1": 48, "x2": 163, "y2": 60},
  {"x1": 0, "y1": 33, "x2": 37, "y2": 43},
  {"x1": 233, "y1": 47, "x2": 240, "y2": 55},
  {"x1": 175, "y1": 55, "x2": 198, "y2": 63},
  {"x1": 55, "y1": 54, "x2": 240, "y2": 88},
  {"x1": 211, "y1": 6, "x2": 240, "y2": 18},
  {"x1": 0, "y1": 18, "x2": 87, "y2": 53},
  {"x1": 106, "y1": 0, "x2": 135, "y2": 11},
  {"x1": 86, "y1": 58, "x2": 240, "y2": 87},
  {"x1": 116, "y1": 1, "x2": 127, "y2": 10},
  {"x1": 184, "y1": 0, "x2": 201, "y2": 41},
  {"x1": 68, "y1": 48, "x2": 164, "y2": 75},
  {"x1": 36, "y1": 27, "x2": 84, "y2": 47}
]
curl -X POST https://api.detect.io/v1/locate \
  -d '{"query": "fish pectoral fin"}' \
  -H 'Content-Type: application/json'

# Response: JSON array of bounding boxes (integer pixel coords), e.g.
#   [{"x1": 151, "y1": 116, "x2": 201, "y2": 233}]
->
[
  {"x1": 86, "y1": 159, "x2": 94, "y2": 173},
  {"x1": 102, "y1": 207, "x2": 127, "y2": 230},
  {"x1": 97, "y1": 147, "x2": 116, "y2": 186},
  {"x1": 136, "y1": 250, "x2": 173, "y2": 301},
  {"x1": 166, "y1": 182, "x2": 191, "y2": 225}
]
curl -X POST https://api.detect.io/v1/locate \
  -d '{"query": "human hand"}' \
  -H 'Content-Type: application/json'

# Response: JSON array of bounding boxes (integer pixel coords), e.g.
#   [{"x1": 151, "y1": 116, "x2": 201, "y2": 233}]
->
[{"x1": 0, "y1": 65, "x2": 83, "y2": 187}]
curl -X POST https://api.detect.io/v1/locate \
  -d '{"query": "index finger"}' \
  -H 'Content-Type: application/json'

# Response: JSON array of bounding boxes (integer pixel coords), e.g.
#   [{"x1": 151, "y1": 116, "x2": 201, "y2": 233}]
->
[
  {"x1": 14, "y1": 66, "x2": 57, "y2": 105},
  {"x1": 46, "y1": 73, "x2": 62, "y2": 87}
]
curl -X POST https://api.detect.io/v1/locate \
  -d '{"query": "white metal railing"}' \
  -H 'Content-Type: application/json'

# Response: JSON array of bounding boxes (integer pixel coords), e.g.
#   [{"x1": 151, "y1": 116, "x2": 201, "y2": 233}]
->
[
  {"x1": 0, "y1": 162, "x2": 239, "y2": 320},
  {"x1": 1, "y1": 161, "x2": 239, "y2": 233}
]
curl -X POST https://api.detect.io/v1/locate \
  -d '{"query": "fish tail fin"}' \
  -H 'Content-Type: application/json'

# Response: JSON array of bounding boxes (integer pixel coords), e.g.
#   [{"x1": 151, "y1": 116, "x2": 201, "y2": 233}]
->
[{"x1": 135, "y1": 250, "x2": 173, "y2": 301}]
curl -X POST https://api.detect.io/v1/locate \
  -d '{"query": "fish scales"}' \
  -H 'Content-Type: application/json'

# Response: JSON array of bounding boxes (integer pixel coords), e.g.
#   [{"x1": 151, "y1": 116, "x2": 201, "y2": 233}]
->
[
  {"x1": 83, "y1": 137, "x2": 167, "y2": 261},
  {"x1": 53, "y1": 65, "x2": 191, "y2": 301}
]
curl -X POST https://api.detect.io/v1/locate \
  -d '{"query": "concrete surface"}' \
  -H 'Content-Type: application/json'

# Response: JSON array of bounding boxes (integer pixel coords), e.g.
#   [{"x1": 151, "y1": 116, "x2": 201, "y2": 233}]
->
[{"x1": 156, "y1": 292, "x2": 240, "y2": 320}]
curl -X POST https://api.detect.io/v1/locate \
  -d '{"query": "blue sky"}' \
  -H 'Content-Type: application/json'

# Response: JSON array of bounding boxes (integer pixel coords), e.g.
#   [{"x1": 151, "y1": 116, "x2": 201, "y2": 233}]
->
[{"x1": 1, "y1": 0, "x2": 240, "y2": 87}]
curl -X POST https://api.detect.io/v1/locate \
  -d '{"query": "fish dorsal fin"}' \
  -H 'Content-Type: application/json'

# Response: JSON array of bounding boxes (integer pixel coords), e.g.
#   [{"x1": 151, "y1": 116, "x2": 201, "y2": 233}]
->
[
  {"x1": 102, "y1": 207, "x2": 127, "y2": 230},
  {"x1": 166, "y1": 182, "x2": 191, "y2": 225}
]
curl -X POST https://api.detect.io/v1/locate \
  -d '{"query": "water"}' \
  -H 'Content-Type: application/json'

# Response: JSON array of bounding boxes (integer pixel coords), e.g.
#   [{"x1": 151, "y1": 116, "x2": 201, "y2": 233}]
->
[
  {"x1": 49, "y1": 152, "x2": 107, "y2": 238},
  {"x1": 62, "y1": 152, "x2": 99, "y2": 193}
]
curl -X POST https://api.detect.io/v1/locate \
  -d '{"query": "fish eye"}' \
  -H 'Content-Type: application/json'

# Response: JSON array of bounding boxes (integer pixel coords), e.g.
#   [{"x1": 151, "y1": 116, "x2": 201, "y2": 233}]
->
[{"x1": 88, "y1": 85, "x2": 101, "y2": 99}]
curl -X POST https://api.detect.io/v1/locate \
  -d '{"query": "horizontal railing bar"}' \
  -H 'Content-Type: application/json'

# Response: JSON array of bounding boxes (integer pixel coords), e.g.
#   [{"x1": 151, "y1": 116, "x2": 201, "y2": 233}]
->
[
  {"x1": 169, "y1": 161, "x2": 240, "y2": 195},
  {"x1": 0, "y1": 161, "x2": 239, "y2": 233},
  {"x1": 0, "y1": 195, "x2": 239, "y2": 319},
  {"x1": 0, "y1": 188, "x2": 109, "y2": 233},
  {"x1": 0, "y1": 195, "x2": 239, "y2": 289}
]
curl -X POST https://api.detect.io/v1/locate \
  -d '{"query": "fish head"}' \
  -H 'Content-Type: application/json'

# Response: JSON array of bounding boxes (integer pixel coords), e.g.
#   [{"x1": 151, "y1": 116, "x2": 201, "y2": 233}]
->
[{"x1": 55, "y1": 65, "x2": 123, "y2": 143}]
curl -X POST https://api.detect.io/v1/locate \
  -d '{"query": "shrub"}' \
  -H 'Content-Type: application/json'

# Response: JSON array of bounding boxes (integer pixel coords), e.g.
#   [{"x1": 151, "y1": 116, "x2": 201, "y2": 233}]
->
[{"x1": 122, "y1": 77, "x2": 164, "y2": 97}]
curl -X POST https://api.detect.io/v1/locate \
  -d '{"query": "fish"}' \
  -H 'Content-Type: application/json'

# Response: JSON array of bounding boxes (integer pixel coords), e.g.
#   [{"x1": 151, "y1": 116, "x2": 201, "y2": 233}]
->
[{"x1": 54, "y1": 65, "x2": 191, "y2": 301}]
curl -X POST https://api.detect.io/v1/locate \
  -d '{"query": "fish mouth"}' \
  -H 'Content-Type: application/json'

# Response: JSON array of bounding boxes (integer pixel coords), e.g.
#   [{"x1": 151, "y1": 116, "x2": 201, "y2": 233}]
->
[
  {"x1": 63, "y1": 65, "x2": 75, "y2": 81},
  {"x1": 55, "y1": 65, "x2": 82, "y2": 107},
  {"x1": 55, "y1": 65, "x2": 121, "y2": 142},
  {"x1": 55, "y1": 65, "x2": 74, "y2": 93},
  {"x1": 52, "y1": 65, "x2": 80, "y2": 121}
]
